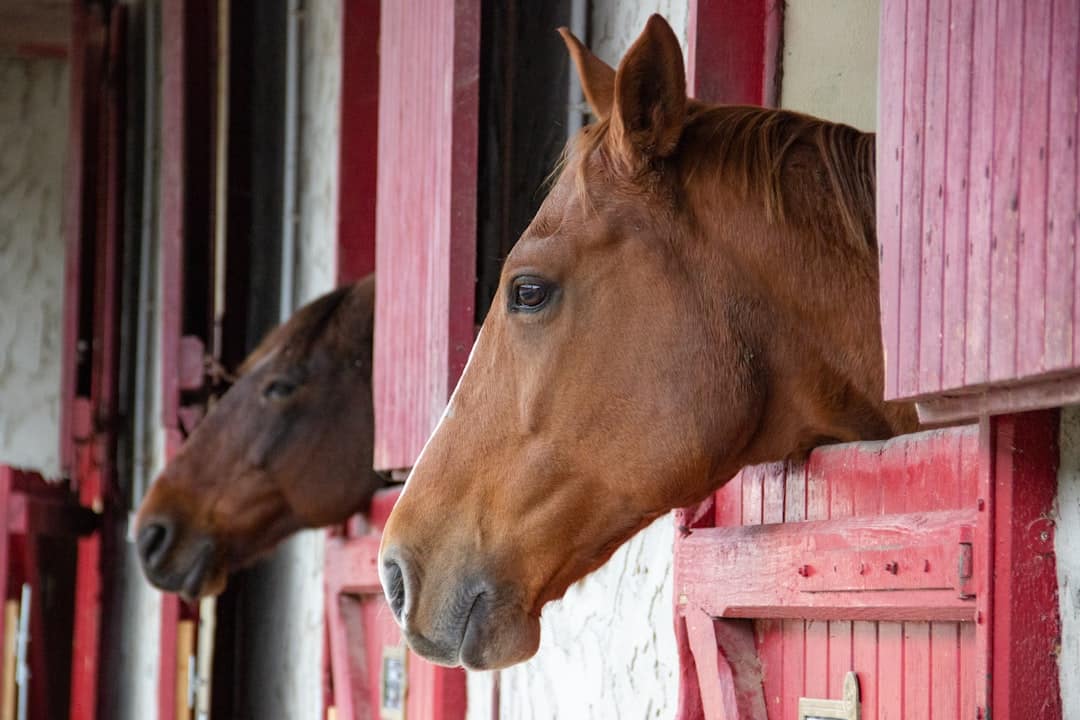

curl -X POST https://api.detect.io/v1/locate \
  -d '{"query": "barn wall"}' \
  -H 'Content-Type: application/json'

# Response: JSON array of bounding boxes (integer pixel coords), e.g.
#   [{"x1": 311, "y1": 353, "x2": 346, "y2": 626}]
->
[
  {"x1": 779, "y1": 0, "x2": 879, "y2": 131},
  {"x1": 0, "y1": 57, "x2": 69, "y2": 479},
  {"x1": 239, "y1": 1, "x2": 341, "y2": 719},
  {"x1": 1057, "y1": 406, "x2": 1080, "y2": 716},
  {"x1": 487, "y1": 8, "x2": 687, "y2": 719}
]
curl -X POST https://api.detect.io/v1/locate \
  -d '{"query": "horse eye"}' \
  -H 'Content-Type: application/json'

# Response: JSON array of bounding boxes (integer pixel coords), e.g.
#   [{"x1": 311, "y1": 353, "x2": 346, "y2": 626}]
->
[
  {"x1": 511, "y1": 278, "x2": 551, "y2": 312},
  {"x1": 262, "y1": 379, "x2": 296, "y2": 401}
]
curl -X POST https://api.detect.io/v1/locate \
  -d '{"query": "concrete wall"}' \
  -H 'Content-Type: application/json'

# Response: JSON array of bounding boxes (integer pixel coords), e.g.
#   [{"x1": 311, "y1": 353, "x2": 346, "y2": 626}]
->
[
  {"x1": 0, "y1": 57, "x2": 68, "y2": 479},
  {"x1": 239, "y1": 1, "x2": 341, "y2": 719},
  {"x1": 1057, "y1": 406, "x2": 1080, "y2": 716},
  {"x1": 779, "y1": 0, "x2": 880, "y2": 131}
]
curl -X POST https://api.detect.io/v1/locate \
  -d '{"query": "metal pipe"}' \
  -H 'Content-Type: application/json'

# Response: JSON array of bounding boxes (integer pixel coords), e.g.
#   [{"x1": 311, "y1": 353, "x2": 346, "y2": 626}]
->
[
  {"x1": 279, "y1": 0, "x2": 302, "y2": 320},
  {"x1": 565, "y1": 0, "x2": 589, "y2": 137},
  {"x1": 132, "y1": 0, "x2": 159, "y2": 505},
  {"x1": 14, "y1": 585, "x2": 29, "y2": 720},
  {"x1": 212, "y1": 0, "x2": 232, "y2": 358}
]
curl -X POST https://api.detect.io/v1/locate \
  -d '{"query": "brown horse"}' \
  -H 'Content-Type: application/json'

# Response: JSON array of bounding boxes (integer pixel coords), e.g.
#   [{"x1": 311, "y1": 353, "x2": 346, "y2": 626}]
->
[
  {"x1": 378, "y1": 16, "x2": 918, "y2": 670},
  {"x1": 135, "y1": 276, "x2": 382, "y2": 600}
]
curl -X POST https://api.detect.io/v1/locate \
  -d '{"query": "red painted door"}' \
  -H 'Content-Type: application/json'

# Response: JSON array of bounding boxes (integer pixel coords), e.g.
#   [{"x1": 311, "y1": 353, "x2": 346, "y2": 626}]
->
[
  {"x1": 877, "y1": 0, "x2": 1080, "y2": 421},
  {"x1": 325, "y1": 489, "x2": 466, "y2": 720},
  {"x1": 675, "y1": 2, "x2": 1064, "y2": 718},
  {"x1": 372, "y1": 0, "x2": 480, "y2": 471},
  {"x1": 674, "y1": 414, "x2": 1060, "y2": 720}
]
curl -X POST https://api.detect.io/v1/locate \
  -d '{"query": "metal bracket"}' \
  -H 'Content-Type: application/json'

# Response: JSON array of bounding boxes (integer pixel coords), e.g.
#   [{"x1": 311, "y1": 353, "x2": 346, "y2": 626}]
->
[{"x1": 799, "y1": 671, "x2": 860, "y2": 720}]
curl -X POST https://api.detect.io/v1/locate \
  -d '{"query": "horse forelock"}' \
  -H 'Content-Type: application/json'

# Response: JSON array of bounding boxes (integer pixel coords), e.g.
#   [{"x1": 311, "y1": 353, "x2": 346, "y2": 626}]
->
[{"x1": 562, "y1": 104, "x2": 877, "y2": 258}]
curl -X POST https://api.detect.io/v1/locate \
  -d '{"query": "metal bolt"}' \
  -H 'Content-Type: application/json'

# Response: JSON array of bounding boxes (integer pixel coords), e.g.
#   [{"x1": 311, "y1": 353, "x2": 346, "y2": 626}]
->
[
  {"x1": 1040, "y1": 530, "x2": 1049, "y2": 543},
  {"x1": 923, "y1": 559, "x2": 931, "y2": 572},
  {"x1": 797, "y1": 565, "x2": 811, "y2": 577},
  {"x1": 977, "y1": 498, "x2": 986, "y2": 511},
  {"x1": 885, "y1": 561, "x2": 899, "y2": 575}
]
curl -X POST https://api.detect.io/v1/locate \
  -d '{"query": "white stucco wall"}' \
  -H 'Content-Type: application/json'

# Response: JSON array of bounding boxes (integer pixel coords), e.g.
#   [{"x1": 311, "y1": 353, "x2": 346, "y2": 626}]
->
[
  {"x1": 482, "y1": 7, "x2": 688, "y2": 719},
  {"x1": 1057, "y1": 406, "x2": 1080, "y2": 716},
  {"x1": 780, "y1": 0, "x2": 880, "y2": 131},
  {"x1": 240, "y1": 1, "x2": 341, "y2": 719},
  {"x1": 0, "y1": 57, "x2": 69, "y2": 479}
]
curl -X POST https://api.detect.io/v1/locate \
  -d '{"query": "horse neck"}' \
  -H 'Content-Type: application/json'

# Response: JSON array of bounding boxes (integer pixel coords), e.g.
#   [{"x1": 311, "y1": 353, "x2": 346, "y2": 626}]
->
[{"x1": 687, "y1": 179, "x2": 913, "y2": 462}]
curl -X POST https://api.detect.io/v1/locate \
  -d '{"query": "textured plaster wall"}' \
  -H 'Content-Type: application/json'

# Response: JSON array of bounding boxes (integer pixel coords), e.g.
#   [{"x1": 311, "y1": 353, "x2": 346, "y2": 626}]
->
[
  {"x1": 1057, "y1": 406, "x2": 1080, "y2": 716},
  {"x1": 0, "y1": 57, "x2": 69, "y2": 479},
  {"x1": 780, "y1": 0, "x2": 880, "y2": 131},
  {"x1": 481, "y1": 7, "x2": 688, "y2": 719},
  {"x1": 240, "y1": 1, "x2": 341, "y2": 719}
]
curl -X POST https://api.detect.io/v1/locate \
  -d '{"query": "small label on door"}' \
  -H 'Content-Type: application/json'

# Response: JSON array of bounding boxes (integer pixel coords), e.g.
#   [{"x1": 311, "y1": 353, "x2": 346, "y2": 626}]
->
[{"x1": 380, "y1": 644, "x2": 408, "y2": 720}]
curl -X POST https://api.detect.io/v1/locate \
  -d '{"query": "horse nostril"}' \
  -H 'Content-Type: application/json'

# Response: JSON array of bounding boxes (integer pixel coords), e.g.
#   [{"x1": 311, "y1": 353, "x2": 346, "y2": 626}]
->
[
  {"x1": 136, "y1": 519, "x2": 175, "y2": 571},
  {"x1": 382, "y1": 558, "x2": 406, "y2": 622}
]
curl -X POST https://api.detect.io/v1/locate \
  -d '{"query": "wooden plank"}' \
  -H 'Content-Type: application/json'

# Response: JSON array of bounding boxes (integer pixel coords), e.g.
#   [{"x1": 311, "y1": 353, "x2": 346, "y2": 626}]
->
[
  {"x1": 1045, "y1": 0, "x2": 1080, "y2": 369},
  {"x1": 754, "y1": 619, "x2": 782, "y2": 717},
  {"x1": 851, "y1": 622, "x2": 877, "y2": 720},
  {"x1": 902, "y1": 622, "x2": 930, "y2": 719},
  {"x1": 878, "y1": 0, "x2": 907, "y2": 400},
  {"x1": 678, "y1": 510, "x2": 977, "y2": 622},
  {"x1": 915, "y1": 372, "x2": 1080, "y2": 424},
  {"x1": 687, "y1": 0, "x2": 782, "y2": 105},
  {"x1": 959, "y1": 621, "x2": 977, "y2": 720},
  {"x1": 1016, "y1": 0, "x2": 1053, "y2": 377},
  {"x1": 372, "y1": 0, "x2": 480, "y2": 470},
  {"x1": 929, "y1": 622, "x2": 960, "y2": 719},
  {"x1": 941, "y1": 0, "x2": 974, "y2": 391},
  {"x1": 336, "y1": 0, "x2": 379, "y2": 285},
  {"x1": 741, "y1": 464, "x2": 764, "y2": 526},
  {"x1": 876, "y1": 622, "x2": 904, "y2": 720},
  {"x1": 917, "y1": 0, "x2": 949, "y2": 394},
  {"x1": 761, "y1": 463, "x2": 785, "y2": 524},
  {"x1": 990, "y1": 412, "x2": 1062, "y2": 719},
  {"x1": 897, "y1": 0, "x2": 928, "y2": 398},
  {"x1": 987, "y1": 0, "x2": 1024, "y2": 383},
  {"x1": 962, "y1": 0, "x2": 998, "y2": 389}
]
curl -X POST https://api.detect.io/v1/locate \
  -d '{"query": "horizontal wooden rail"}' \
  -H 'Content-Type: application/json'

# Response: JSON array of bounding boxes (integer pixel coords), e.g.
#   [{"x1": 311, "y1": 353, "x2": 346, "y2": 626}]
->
[{"x1": 677, "y1": 509, "x2": 978, "y2": 622}]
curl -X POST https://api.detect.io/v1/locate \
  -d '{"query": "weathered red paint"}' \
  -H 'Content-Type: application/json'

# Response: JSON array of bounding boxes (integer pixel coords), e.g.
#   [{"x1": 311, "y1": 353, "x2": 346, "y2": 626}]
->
[
  {"x1": 325, "y1": 487, "x2": 466, "y2": 720},
  {"x1": 337, "y1": 0, "x2": 380, "y2": 285},
  {"x1": 676, "y1": 415, "x2": 1061, "y2": 719},
  {"x1": 372, "y1": 0, "x2": 480, "y2": 471},
  {"x1": 686, "y1": 0, "x2": 782, "y2": 107},
  {"x1": 878, "y1": 0, "x2": 1080, "y2": 414},
  {"x1": 989, "y1": 412, "x2": 1061, "y2": 718}
]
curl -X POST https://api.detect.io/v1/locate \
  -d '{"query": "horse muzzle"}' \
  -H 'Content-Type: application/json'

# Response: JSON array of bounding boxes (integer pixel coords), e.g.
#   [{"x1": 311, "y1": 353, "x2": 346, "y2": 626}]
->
[
  {"x1": 136, "y1": 515, "x2": 221, "y2": 601},
  {"x1": 379, "y1": 546, "x2": 541, "y2": 670}
]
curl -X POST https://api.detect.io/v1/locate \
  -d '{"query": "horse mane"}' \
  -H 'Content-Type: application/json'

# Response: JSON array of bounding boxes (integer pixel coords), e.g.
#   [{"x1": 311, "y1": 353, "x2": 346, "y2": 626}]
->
[
  {"x1": 238, "y1": 284, "x2": 354, "y2": 375},
  {"x1": 567, "y1": 103, "x2": 877, "y2": 256}
]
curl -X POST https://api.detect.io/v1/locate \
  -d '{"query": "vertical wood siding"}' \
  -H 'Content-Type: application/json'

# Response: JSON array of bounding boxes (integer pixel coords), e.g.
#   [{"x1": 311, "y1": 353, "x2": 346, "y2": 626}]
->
[
  {"x1": 716, "y1": 429, "x2": 980, "y2": 719},
  {"x1": 373, "y1": 0, "x2": 480, "y2": 471},
  {"x1": 878, "y1": 0, "x2": 1080, "y2": 402}
]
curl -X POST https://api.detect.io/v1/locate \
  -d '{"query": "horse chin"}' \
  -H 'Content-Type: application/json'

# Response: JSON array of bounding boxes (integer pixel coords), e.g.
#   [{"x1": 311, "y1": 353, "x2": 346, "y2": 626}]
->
[{"x1": 457, "y1": 608, "x2": 541, "y2": 671}]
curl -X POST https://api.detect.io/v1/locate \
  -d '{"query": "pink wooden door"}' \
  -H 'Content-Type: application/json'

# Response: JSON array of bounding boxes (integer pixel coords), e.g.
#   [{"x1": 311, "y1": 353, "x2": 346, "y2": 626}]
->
[
  {"x1": 325, "y1": 488, "x2": 466, "y2": 720},
  {"x1": 877, "y1": 0, "x2": 1080, "y2": 421},
  {"x1": 372, "y1": 0, "x2": 481, "y2": 471},
  {"x1": 674, "y1": 414, "x2": 1060, "y2": 720},
  {"x1": 675, "y1": 2, "x2": 1064, "y2": 718}
]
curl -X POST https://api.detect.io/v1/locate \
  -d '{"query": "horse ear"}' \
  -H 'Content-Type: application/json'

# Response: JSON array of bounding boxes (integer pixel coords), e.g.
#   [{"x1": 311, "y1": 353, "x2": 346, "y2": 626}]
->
[
  {"x1": 610, "y1": 14, "x2": 686, "y2": 160},
  {"x1": 558, "y1": 27, "x2": 615, "y2": 121}
]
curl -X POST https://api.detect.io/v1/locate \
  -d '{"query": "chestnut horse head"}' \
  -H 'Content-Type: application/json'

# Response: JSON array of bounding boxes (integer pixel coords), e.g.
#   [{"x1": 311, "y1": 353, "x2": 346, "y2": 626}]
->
[
  {"x1": 135, "y1": 276, "x2": 381, "y2": 599},
  {"x1": 379, "y1": 16, "x2": 917, "y2": 669}
]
